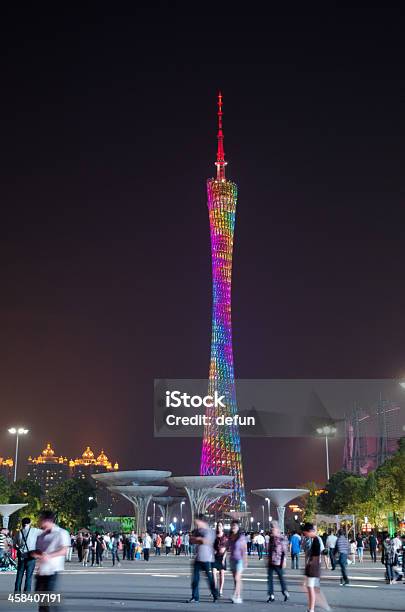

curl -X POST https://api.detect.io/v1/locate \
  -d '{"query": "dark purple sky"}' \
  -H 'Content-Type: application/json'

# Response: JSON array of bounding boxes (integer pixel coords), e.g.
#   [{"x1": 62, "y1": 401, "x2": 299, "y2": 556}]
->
[{"x1": 1, "y1": 4, "x2": 404, "y2": 514}]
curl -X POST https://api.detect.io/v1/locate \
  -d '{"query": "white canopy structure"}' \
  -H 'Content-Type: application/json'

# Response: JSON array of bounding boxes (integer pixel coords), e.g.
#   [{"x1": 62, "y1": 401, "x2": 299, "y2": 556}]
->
[
  {"x1": 0, "y1": 503, "x2": 28, "y2": 529},
  {"x1": 92, "y1": 470, "x2": 171, "y2": 533},
  {"x1": 152, "y1": 496, "x2": 185, "y2": 532},
  {"x1": 252, "y1": 488, "x2": 309, "y2": 533},
  {"x1": 167, "y1": 476, "x2": 234, "y2": 526}
]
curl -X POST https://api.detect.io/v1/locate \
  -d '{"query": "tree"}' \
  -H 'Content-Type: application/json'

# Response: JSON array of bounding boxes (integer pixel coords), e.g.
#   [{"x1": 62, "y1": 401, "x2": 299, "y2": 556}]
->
[
  {"x1": 47, "y1": 478, "x2": 97, "y2": 531},
  {"x1": 300, "y1": 482, "x2": 321, "y2": 522},
  {"x1": 0, "y1": 476, "x2": 11, "y2": 504},
  {"x1": 8, "y1": 478, "x2": 43, "y2": 528}
]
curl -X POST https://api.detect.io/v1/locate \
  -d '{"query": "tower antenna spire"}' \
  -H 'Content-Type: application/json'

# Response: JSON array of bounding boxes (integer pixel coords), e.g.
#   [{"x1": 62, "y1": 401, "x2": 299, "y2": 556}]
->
[{"x1": 215, "y1": 91, "x2": 227, "y2": 180}]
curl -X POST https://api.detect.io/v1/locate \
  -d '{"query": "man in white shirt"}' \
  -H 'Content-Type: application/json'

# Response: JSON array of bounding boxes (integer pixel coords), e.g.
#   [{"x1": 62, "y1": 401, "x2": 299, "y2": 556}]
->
[
  {"x1": 255, "y1": 533, "x2": 265, "y2": 560},
  {"x1": 14, "y1": 517, "x2": 42, "y2": 592},
  {"x1": 325, "y1": 529, "x2": 337, "y2": 570},
  {"x1": 164, "y1": 534, "x2": 172, "y2": 555},
  {"x1": 142, "y1": 532, "x2": 152, "y2": 561},
  {"x1": 32, "y1": 511, "x2": 70, "y2": 610}
]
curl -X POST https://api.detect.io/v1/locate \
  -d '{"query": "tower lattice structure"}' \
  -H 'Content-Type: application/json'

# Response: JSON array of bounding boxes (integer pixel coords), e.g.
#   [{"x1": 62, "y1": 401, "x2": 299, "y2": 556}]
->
[{"x1": 200, "y1": 93, "x2": 245, "y2": 511}]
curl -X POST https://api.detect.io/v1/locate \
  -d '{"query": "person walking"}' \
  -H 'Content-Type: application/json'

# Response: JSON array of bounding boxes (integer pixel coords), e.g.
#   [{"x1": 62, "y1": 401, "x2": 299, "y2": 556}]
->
[
  {"x1": 142, "y1": 532, "x2": 152, "y2": 561},
  {"x1": 75, "y1": 533, "x2": 83, "y2": 563},
  {"x1": 111, "y1": 533, "x2": 121, "y2": 567},
  {"x1": 66, "y1": 533, "x2": 74, "y2": 562},
  {"x1": 246, "y1": 532, "x2": 252, "y2": 556},
  {"x1": 183, "y1": 532, "x2": 190, "y2": 556},
  {"x1": 228, "y1": 519, "x2": 247, "y2": 604},
  {"x1": 82, "y1": 532, "x2": 90, "y2": 567},
  {"x1": 14, "y1": 517, "x2": 42, "y2": 593},
  {"x1": 325, "y1": 530, "x2": 337, "y2": 570},
  {"x1": 94, "y1": 533, "x2": 105, "y2": 566},
  {"x1": 356, "y1": 533, "x2": 364, "y2": 563},
  {"x1": 336, "y1": 528, "x2": 349, "y2": 586},
  {"x1": 164, "y1": 534, "x2": 172, "y2": 555},
  {"x1": 188, "y1": 514, "x2": 218, "y2": 604},
  {"x1": 302, "y1": 523, "x2": 330, "y2": 612},
  {"x1": 368, "y1": 532, "x2": 378, "y2": 562},
  {"x1": 212, "y1": 521, "x2": 228, "y2": 598},
  {"x1": 289, "y1": 530, "x2": 301, "y2": 570},
  {"x1": 382, "y1": 534, "x2": 398, "y2": 584},
  {"x1": 155, "y1": 533, "x2": 161, "y2": 555},
  {"x1": 129, "y1": 531, "x2": 137, "y2": 560},
  {"x1": 256, "y1": 532, "x2": 265, "y2": 560},
  {"x1": 267, "y1": 521, "x2": 289, "y2": 603},
  {"x1": 175, "y1": 533, "x2": 182, "y2": 556},
  {"x1": 32, "y1": 510, "x2": 70, "y2": 612},
  {"x1": 349, "y1": 539, "x2": 356, "y2": 564}
]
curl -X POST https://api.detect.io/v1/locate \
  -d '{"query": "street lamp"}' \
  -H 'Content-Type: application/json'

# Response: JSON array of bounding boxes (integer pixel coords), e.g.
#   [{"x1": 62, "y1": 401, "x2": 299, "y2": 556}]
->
[
  {"x1": 265, "y1": 498, "x2": 270, "y2": 529},
  {"x1": 257, "y1": 521, "x2": 260, "y2": 531},
  {"x1": 180, "y1": 501, "x2": 185, "y2": 526},
  {"x1": 262, "y1": 505, "x2": 265, "y2": 529},
  {"x1": 8, "y1": 427, "x2": 29, "y2": 482},
  {"x1": 316, "y1": 425, "x2": 337, "y2": 481}
]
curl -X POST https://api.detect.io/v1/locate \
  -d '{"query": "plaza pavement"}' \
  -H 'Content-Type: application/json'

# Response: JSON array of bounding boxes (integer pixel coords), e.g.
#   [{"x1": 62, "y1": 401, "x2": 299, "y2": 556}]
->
[{"x1": 0, "y1": 554, "x2": 403, "y2": 611}]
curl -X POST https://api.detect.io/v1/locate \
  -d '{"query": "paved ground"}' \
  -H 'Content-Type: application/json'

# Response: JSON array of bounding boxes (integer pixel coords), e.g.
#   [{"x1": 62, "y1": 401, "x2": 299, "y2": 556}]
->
[{"x1": 0, "y1": 554, "x2": 404, "y2": 611}]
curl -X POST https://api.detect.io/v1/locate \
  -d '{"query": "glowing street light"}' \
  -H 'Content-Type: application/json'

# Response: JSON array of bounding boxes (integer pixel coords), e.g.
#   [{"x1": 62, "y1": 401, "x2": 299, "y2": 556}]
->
[
  {"x1": 316, "y1": 425, "x2": 337, "y2": 481},
  {"x1": 8, "y1": 427, "x2": 29, "y2": 482},
  {"x1": 265, "y1": 497, "x2": 271, "y2": 529},
  {"x1": 180, "y1": 501, "x2": 185, "y2": 526}
]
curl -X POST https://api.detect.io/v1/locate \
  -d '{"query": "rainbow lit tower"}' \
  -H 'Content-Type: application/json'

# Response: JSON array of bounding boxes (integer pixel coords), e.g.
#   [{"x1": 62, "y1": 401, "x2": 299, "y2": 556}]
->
[{"x1": 200, "y1": 93, "x2": 245, "y2": 511}]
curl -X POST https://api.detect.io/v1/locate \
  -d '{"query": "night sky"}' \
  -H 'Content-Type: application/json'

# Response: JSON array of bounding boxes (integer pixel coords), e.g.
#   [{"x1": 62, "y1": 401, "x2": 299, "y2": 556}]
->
[{"x1": 1, "y1": 4, "x2": 404, "y2": 514}]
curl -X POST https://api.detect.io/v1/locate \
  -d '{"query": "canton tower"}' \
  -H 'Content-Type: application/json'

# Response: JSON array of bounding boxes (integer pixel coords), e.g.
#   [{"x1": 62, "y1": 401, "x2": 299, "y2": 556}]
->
[{"x1": 200, "y1": 93, "x2": 245, "y2": 511}]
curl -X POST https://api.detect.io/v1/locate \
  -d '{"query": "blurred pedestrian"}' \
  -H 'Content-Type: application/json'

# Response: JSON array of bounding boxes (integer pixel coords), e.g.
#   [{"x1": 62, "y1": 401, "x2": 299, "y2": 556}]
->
[
  {"x1": 212, "y1": 521, "x2": 227, "y2": 598},
  {"x1": 289, "y1": 530, "x2": 301, "y2": 570},
  {"x1": 302, "y1": 523, "x2": 330, "y2": 612},
  {"x1": 267, "y1": 521, "x2": 289, "y2": 603},
  {"x1": 228, "y1": 519, "x2": 247, "y2": 604},
  {"x1": 336, "y1": 528, "x2": 349, "y2": 586},
  {"x1": 32, "y1": 510, "x2": 70, "y2": 612},
  {"x1": 188, "y1": 514, "x2": 218, "y2": 603}
]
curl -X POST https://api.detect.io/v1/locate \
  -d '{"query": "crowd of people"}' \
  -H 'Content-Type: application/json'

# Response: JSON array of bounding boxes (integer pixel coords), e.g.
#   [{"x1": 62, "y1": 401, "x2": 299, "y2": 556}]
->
[{"x1": 1, "y1": 512, "x2": 405, "y2": 610}]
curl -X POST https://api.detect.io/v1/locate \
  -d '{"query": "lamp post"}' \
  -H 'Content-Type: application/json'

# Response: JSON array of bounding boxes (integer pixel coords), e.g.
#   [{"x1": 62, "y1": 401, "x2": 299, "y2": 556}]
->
[
  {"x1": 8, "y1": 427, "x2": 29, "y2": 482},
  {"x1": 262, "y1": 505, "x2": 265, "y2": 530},
  {"x1": 180, "y1": 501, "x2": 185, "y2": 527},
  {"x1": 265, "y1": 497, "x2": 270, "y2": 530},
  {"x1": 173, "y1": 516, "x2": 177, "y2": 533},
  {"x1": 316, "y1": 425, "x2": 337, "y2": 481}
]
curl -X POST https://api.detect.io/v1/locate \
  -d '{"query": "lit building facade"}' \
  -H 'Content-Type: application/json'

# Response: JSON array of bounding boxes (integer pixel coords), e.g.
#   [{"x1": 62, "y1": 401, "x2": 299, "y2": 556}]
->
[
  {"x1": 27, "y1": 443, "x2": 69, "y2": 496},
  {"x1": 70, "y1": 446, "x2": 119, "y2": 515},
  {"x1": 26, "y1": 443, "x2": 119, "y2": 514},
  {"x1": 0, "y1": 456, "x2": 13, "y2": 482},
  {"x1": 200, "y1": 94, "x2": 245, "y2": 510}
]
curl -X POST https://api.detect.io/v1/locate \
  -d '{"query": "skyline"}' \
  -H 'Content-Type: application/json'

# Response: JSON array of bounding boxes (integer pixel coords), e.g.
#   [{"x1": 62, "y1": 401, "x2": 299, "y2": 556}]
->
[{"x1": 1, "y1": 4, "x2": 405, "y2": 507}]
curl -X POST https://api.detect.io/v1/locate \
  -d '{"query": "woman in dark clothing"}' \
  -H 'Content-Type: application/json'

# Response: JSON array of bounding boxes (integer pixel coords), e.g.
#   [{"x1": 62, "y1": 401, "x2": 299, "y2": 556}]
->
[
  {"x1": 212, "y1": 522, "x2": 228, "y2": 598},
  {"x1": 267, "y1": 521, "x2": 289, "y2": 603}
]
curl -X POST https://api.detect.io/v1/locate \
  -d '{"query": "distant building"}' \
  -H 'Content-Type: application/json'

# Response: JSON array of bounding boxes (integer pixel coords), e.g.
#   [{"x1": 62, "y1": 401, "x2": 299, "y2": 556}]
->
[
  {"x1": 0, "y1": 457, "x2": 13, "y2": 482},
  {"x1": 344, "y1": 398, "x2": 403, "y2": 475},
  {"x1": 27, "y1": 443, "x2": 69, "y2": 496},
  {"x1": 69, "y1": 446, "x2": 119, "y2": 515}
]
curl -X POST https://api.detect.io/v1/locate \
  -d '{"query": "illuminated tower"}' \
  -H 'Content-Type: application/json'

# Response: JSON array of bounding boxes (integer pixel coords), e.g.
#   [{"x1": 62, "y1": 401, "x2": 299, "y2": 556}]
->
[{"x1": 200, "y1": 93, "x2": 245, "y2": 511}]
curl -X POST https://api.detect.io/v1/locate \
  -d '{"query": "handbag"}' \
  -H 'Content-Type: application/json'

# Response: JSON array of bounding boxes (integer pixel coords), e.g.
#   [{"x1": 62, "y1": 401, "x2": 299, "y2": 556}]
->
[{"x1": 305, "y1": 555, "x2": 321, "y2": 578}]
